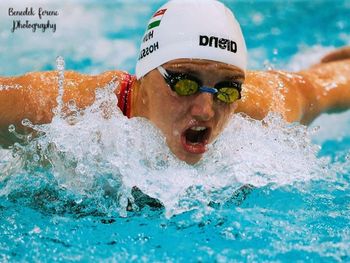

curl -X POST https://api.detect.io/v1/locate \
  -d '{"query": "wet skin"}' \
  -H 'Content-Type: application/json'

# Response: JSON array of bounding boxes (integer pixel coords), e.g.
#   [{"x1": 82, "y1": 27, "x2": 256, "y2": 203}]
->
[
  {"x1": 0, "y1": 48, "x2": 349, "y2": 163},
  {"x1": 132, "y1": 59, "x2": 245, "y2": 164}
]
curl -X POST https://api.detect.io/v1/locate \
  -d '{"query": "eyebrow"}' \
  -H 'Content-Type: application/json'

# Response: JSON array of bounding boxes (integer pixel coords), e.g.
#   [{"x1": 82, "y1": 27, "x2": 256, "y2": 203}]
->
[
  {"x1": 165, "y1": 66, "x2": 198, "y2": 76},
  {"x1": 165, "y1": 64, "x2": 245, "y2": 81}
]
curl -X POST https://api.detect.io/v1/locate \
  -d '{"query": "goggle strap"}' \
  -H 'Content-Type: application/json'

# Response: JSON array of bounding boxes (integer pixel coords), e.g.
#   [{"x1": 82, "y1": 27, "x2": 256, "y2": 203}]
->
[
  {"x1": 157, "y1": 66, "x2": 169, "y2": 78},
  {"x1": 199, "y1": 86, "x2": 218, "y2": 94}
]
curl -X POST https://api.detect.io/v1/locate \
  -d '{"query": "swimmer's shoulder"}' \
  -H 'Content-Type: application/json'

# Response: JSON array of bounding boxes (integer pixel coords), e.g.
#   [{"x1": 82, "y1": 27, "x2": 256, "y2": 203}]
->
[
  {"x1": 240, "y1": 69, "x2": 314, "y2": 123},
  {"x1": 59, "y1": 70, "x2": 131, "y2": 93},
  {"x1": 90, "y1": 70, "x2": 131, "y2": 90},
  {"x1": 237, "y1": 70, "x2": 274, "y2": 120},
  {"x1": 1, "y1": 69, "x2": 128, "y2": 88}
]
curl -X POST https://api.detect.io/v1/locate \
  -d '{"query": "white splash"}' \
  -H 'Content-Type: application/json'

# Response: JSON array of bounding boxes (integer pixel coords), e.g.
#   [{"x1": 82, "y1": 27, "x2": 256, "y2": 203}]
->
[
  {"x1": 0, "y1": 57, "x2": 337, "y2": 218},
  {"x1": 0, "y1": 84, "x2": 23, "y2": 91},
  {"x1": 287, "y1": 45, "x2": 335, "y2": 71}
]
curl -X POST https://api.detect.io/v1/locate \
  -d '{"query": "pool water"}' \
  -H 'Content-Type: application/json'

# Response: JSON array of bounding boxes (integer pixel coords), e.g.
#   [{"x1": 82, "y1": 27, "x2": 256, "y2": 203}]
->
[{"x1": 1, "y1": 0, "x2": 350, "y2": 262}]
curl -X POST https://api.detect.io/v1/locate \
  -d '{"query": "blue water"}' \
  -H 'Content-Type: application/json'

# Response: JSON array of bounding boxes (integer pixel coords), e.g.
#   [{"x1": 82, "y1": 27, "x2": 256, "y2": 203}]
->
[{"x1": 1, "y1": 0, "x2": 350, "y2": 262}]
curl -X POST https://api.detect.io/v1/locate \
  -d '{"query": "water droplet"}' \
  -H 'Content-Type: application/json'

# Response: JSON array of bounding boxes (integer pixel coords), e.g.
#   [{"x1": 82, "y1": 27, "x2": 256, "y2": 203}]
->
[
  {"x1": 56, "y1": 56, "x2": 65, "y2": 71},
  {"x1": 8, "y1": 124, "x2": 15, "y2": 133},
  {"x1": 76, "y1": 164, "x2": 87, "y2": 175},
  {"x1": 68, "y1": 99, "x2": 77, "y2": 110},
  {"x1": 21, "y1": 118, "x2": 32, "y2": 127},
  {"x1": 55, "y1": 56, "x2": 65, "y2": 116},
  {"x1": 33, "y1": 154, "x2": 40, "y2": 162},
  {"x1": 263, "y1": 60, "x2": 274, "y2": 70},
  {"x1": 29, "y1": 226, "x2": 41, "y2": 234}
]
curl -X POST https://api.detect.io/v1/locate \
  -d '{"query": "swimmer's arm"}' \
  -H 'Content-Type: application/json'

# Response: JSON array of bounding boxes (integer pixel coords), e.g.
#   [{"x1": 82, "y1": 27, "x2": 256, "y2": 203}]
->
[
  {"x1": 237, "y1": 70, "x2": 310, "y2": 123},
  {"x1": 0, "y1": 70, "x2": 123, "y2": 147},
  {"x1": 298, "y1": 59, "x2": 350, "y2": 123},
  {"x1": 237, "y1": 59, "x2": 350, "y2": 125}
]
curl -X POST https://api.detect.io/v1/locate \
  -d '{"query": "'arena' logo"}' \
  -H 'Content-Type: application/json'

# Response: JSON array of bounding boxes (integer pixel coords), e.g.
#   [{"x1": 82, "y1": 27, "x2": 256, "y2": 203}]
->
[{"x1": 199, "y1": 35, "x2": 237, "y2": 53}]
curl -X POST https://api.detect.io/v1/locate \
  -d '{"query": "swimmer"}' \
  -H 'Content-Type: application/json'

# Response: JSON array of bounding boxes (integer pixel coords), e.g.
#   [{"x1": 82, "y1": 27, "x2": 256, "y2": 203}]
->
[{"x1": 0, "y1": 0, "x2": 350, "y2": 164}]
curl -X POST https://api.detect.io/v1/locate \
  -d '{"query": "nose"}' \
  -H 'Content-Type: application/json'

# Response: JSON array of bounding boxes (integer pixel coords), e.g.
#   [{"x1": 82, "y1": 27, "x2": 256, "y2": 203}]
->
[{"x1": 190, "y1": 92, "x2": 215, "y2": 121}]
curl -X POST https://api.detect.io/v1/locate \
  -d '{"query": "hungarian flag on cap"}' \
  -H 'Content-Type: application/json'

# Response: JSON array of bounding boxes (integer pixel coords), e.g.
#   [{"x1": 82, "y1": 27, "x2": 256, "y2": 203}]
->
[{"x1": 147, "y1": 9, "x2": 167, "y2": 30}]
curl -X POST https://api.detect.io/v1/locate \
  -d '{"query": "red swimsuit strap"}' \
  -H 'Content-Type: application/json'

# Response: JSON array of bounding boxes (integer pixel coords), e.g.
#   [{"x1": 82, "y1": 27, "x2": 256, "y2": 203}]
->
[{"x1": 117, "y1": 73, "x2": 136, "y2": 118}]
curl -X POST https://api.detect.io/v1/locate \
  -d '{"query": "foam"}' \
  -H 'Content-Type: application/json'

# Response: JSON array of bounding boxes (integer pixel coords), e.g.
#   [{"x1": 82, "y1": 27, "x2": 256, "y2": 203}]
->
[{"x1": 1, "y1": 57, "x2": 338, "y2": 218}]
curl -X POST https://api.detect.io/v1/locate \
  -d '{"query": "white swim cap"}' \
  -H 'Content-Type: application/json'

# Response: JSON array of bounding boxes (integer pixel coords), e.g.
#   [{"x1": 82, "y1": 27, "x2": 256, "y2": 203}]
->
[{"x1": 135, "y1": 0, "x2": 247, "y2": 79}]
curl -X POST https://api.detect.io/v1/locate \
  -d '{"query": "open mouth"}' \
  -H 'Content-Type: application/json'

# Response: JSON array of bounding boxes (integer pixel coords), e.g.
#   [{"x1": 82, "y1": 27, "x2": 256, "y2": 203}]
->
[{"x1": 181, "y1": 126, "x2": 211, "y2": 154}]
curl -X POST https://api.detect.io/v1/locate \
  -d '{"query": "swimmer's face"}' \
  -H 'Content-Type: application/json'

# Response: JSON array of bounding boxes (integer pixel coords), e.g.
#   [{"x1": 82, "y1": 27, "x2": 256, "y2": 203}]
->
[{"x1": 138, "y1": 59, "x2": 245, "y2": 164}]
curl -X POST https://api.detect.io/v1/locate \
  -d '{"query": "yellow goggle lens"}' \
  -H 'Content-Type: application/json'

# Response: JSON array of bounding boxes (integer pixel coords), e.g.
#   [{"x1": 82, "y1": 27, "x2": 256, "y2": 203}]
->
[
  {"x1": 216, "y1": 87, "x2": 240, "y2": 103},
  {"x1": 174, "y1": 79, "x2": 199, "y2": 96}
]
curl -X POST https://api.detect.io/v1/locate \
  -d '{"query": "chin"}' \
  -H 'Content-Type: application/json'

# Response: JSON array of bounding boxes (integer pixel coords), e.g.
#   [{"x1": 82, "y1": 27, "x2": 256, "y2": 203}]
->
[
  {"x1": 184, "y1": 156, "x2": 202, "y2": 165},
  {"x1": 175, "y1": 151, "x2": 203, "y2": 165}
]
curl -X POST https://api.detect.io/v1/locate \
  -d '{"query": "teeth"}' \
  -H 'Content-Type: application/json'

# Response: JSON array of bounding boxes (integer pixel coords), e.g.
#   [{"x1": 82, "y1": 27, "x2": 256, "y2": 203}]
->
[{"x1": 190, "y1": 126, "x2": 206, "y2": 131}]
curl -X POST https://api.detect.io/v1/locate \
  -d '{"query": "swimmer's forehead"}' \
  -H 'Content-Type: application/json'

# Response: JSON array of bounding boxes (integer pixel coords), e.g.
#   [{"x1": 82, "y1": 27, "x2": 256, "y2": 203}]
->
[{"x1": 163, "y1": 59, "x2": 245, "y2": 80}]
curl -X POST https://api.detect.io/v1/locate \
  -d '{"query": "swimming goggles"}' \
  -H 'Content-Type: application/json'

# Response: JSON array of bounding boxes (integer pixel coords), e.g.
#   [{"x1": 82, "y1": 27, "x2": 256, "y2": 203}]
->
[{"x1": 157, "y1": 66, "x2": 242, "y2": 104}]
